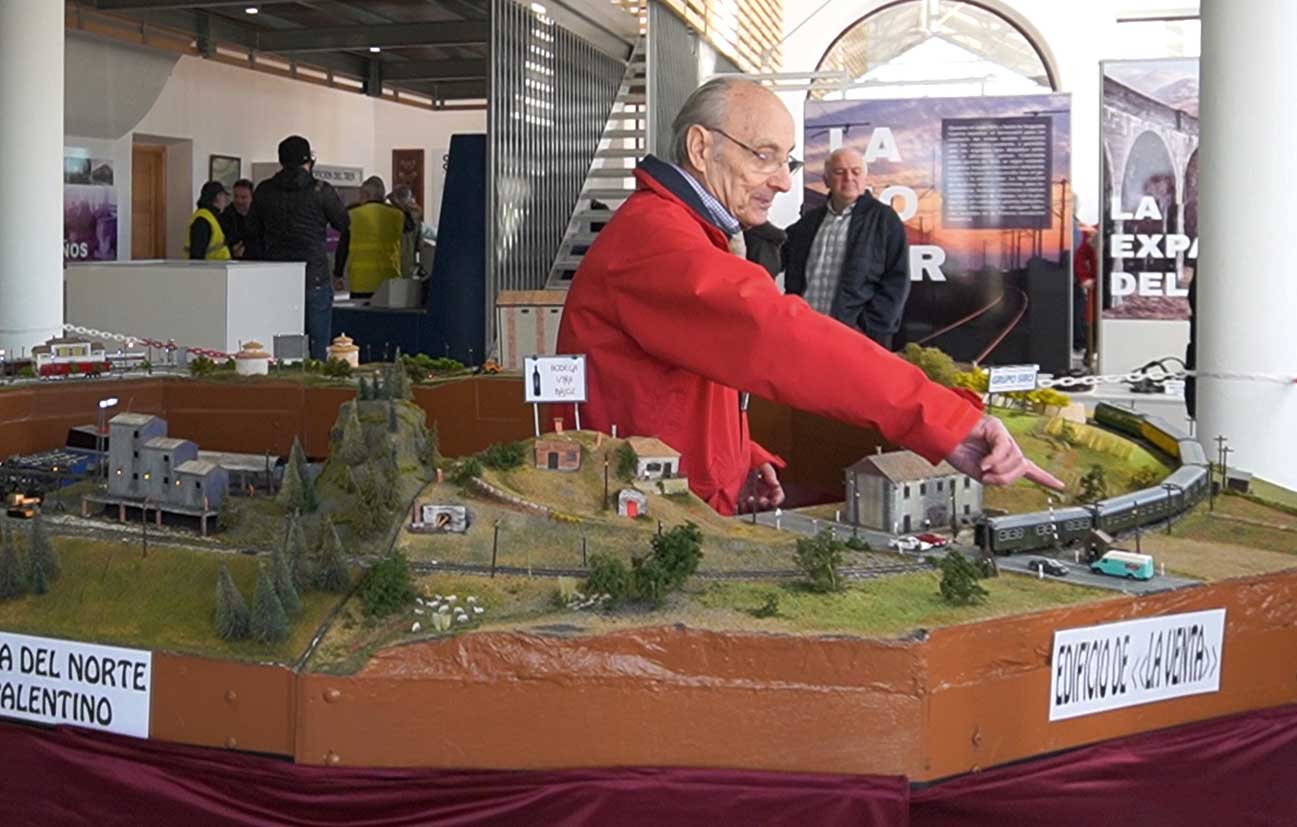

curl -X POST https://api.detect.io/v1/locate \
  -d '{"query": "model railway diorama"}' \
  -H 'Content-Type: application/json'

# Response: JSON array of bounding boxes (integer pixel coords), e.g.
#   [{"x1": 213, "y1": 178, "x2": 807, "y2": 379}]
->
[{"x1": 0, "y1": 346, "x2": 1295, "y2": 780}]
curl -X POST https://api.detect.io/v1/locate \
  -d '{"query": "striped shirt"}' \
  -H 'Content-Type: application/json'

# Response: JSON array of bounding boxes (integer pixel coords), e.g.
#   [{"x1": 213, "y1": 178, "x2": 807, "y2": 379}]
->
[
  {"x1": 670, "y1": 164, "x2": 741, "y2": 237},
  {"x1": 802, "y1": 201, "x2": 854, "y2": 314}
]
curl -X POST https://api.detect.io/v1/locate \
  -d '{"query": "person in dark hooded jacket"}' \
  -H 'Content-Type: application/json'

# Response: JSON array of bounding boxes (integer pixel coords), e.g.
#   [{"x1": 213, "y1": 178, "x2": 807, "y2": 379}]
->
[
  {"x1": 742, "y1": 221, "x2": 786, "y2": 278},
  {"x1": 246, "y1": 135, "x2": 349, "y2": 360}
]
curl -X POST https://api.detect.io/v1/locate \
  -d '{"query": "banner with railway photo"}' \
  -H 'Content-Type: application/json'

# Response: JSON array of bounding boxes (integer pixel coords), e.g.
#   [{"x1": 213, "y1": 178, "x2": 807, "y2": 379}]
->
[
  {"x1": 803, "y1": 93, "x2": 1072, "y2": 373},
  {"x1": 64, "y1": 150, "x2": 118, "y2": 264},
  {"x1": 1100, "y1": 58, "x2": 1198, "y2": 321}
]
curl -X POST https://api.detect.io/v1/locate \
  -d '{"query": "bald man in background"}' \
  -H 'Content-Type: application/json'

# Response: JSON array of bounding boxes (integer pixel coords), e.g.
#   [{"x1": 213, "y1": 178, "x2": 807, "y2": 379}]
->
[{"x1": 783, "y1": 147, "x2": 911, "y2": 350}]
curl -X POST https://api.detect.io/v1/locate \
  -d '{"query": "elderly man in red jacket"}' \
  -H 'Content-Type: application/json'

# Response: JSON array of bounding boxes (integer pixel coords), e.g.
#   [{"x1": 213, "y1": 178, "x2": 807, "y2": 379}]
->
[{"x1": 556, "y1": 78, "x2": 1062, "y2": 515}]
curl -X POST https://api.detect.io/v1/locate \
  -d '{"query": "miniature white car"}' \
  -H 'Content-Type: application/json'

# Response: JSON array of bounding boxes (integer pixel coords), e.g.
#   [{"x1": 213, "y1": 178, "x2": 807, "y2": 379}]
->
[{"x1": 890, "y1": 535, "x2": 924, "y2": 552}]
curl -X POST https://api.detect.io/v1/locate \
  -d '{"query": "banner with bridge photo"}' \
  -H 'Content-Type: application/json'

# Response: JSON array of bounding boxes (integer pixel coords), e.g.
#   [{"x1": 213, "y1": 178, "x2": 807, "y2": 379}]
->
[
  {"x1": 803, "y1": 93, "x2": 1072, "y2": 373},
  {"x1": 1100, "y1": 58, "x2": 1198, "y2": 322}
]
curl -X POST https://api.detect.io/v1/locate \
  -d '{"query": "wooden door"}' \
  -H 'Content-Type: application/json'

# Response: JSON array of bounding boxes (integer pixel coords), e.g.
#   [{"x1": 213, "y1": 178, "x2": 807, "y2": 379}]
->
[{"x1": 132, "y1": 145, "x2": 167, "y2": 259}]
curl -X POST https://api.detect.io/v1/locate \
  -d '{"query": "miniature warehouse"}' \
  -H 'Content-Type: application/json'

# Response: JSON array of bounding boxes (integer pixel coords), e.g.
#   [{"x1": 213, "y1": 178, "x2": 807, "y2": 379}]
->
[{"x1": 1, "y1": 333, "x2": 1296, "y2": 790}]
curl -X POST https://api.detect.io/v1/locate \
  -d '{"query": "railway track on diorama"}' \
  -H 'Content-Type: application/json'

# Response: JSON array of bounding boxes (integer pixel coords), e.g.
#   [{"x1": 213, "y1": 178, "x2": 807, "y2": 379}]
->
[{"x1": 407, "y1": 559, "x2": 933, "y2": 582}]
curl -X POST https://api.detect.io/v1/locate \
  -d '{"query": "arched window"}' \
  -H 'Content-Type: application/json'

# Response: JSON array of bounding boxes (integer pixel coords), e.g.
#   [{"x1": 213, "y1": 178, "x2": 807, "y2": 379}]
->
[{"x1": 813, "y1": 1, "x2": 1054, "y2": 100}]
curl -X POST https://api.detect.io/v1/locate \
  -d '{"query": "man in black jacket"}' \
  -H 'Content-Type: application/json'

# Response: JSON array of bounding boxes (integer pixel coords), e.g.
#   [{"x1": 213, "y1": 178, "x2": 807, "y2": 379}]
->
[
  {"x1": 247, "y1": 136, "x2": 349, "y2": 360},
  {"x1": 783, "y1": 147, "x2": 910, "y2": 349}
]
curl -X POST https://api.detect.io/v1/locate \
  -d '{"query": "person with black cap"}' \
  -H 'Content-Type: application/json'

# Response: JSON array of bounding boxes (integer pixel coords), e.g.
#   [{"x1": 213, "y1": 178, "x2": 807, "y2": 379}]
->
[
  {"x1": 246, "y1": 135, "x2": 350, "y2": 360},
  {"x1": 186, "y1": 181, "x2": 236, "y2": 260}
]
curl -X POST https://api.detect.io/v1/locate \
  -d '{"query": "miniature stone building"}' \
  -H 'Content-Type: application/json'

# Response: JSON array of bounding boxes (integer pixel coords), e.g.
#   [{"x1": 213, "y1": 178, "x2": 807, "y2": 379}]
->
[
  {"x1": 327, "y1": 333, "x2": 360, "y2": 368},
  {"x1": 175, "y1": 460, "x2": 228, "y2": 511},
  {"x1": 625, "y1": 436, "x2": 682, "y2": 480},
  {"x1": 844, "y1": 450, "x2": 982, "y2": 533},
  {"x1": 108, "y1": 413, "x2": 167, "y2": 499},
  {"x1": 618, "y1": 488, "x2": 648, "y2": 518},
  {"x1": 139, "y1": 436, "x2": 198, "y2": 501},
  {"x1": 103, "y1": 412, "x2": 228, "y2": 522},
  {"x1": 535, "y1": 438, "x2": 581, "y2": 472},
  {"x1": 235, "y1": 340, "x2": 271, "y2": 376},
  {"x1": 411, "y1": 504, "x2": 470, "y2": 533}
]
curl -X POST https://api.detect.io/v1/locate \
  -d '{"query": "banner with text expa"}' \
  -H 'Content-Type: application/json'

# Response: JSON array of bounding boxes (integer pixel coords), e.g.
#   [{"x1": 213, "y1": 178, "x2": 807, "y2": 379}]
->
[
  {"x1": 804, "y1": 94, "x2": 1072, "y2": 372},
  {"x1": 1100, "y1": 58, "x2": 1198, "y2": 321},
  {"x1": 0, "y1": 631, "x2": 151, "y2": 738}
]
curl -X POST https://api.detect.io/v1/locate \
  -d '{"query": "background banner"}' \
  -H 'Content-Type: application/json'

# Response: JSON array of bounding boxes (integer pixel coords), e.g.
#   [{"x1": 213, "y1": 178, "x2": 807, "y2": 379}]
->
[
  {"x1": 804, "y1": 94, "x2": 1072, "y2": 372},
  {"x1": 63, "y1": 150, "x2": 118, "y2": 264},
  {"x1": 1100, "y1": 59, "x2": 1199, "y2": 321}
]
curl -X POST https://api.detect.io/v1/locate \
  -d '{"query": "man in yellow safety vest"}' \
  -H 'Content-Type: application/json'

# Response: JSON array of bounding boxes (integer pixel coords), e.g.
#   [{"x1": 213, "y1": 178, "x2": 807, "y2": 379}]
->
[
  {"x1": 333, "y1": 176, "x2": 411, "y2": 298},
  {"x1": 186, "y1": 181, "x2": 239, "y2": 260}
]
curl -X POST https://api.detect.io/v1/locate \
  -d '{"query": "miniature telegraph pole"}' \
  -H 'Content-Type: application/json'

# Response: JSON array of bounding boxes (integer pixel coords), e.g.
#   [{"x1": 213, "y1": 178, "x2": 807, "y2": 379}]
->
[
  {"x1": 1208, "y1": 461, "x2": 1216, "y2": 511},
  {"x1": 1133, "y1": 505, "x2": 1142, "y2": 555},
  {"x1": 573, "y1": 403, "x2": 582, "y2": 432},
  {"x1": 581, "y1": 533, "x2": 588, "y2": 568},
  {"x1": 603, "y1": 458, "x2": 610, "y2": 510},
  {"x1": 490, "y1": 519, "x2": 500, "y2": 578},
  {"x1": 141, "y1": 500, "x2": 149, "y2": 558},
  {"x1": 1163, "y1": 483, "x2": 1179, "y2": 534}
]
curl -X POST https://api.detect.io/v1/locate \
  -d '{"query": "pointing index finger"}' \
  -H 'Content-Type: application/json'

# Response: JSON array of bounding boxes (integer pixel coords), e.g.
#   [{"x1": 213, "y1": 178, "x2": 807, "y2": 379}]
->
[{"x1": 1024, "y1": 461, "x2": 1066, "y2": 492}]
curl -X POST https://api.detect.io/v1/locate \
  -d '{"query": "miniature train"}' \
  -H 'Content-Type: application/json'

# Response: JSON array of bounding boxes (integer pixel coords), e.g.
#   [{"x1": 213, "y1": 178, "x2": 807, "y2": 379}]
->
[
  {"x1": 975, "y1": 403, "x2": 1211, "y2": 555},
  {"x1": 29, "y1": 337, "x2": 149, "y2": 379}
]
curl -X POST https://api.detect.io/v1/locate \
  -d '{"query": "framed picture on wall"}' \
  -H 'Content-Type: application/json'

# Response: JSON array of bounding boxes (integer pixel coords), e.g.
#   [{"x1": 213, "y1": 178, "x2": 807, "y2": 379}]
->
[
  {"x1": 208, "y1": 154, "x2": 241, "y2": 191},
  {"x1": 392, "y1": 149, "x2": 425, "y2": 209}
]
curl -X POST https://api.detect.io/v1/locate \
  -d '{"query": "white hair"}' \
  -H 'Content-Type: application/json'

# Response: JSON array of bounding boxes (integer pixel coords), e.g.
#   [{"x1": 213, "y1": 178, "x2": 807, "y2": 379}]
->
[{"x1": 669, "y1": 77, "x2": 745, "y2": 166}]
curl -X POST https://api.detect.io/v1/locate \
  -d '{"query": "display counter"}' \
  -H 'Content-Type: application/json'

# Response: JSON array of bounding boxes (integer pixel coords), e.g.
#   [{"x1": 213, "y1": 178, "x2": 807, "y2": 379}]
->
[{"x1": 65, "y1": 260, "x2": 305, "y2": 353}]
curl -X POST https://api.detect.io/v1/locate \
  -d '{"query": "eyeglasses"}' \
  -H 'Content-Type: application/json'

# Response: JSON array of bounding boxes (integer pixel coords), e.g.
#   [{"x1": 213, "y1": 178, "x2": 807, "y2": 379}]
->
[{"x1": 710, "y1": 128, "x2": 803, "y2": 175}]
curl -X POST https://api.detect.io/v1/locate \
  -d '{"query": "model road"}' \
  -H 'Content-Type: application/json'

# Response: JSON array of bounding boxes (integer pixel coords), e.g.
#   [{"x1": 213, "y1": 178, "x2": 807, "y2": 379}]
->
[
  {"x1": 994, "y1": 553, "x2": 1199, "y2": 595},
  {"x1": 739, "y1": 509, "x2": 896, "y2": 549}
]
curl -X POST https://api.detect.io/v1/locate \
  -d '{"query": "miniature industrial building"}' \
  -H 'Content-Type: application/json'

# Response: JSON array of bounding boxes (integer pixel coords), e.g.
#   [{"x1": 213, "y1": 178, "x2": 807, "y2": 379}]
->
[
  {"x1": 618, "y1": 488, "x2": 648, "y2": 518},
  {"x1": 96, "y1": 412, "x2": 228, "y2": 533},
  {"x1": 625, "y1": 436, "x2": 682, "y2": 480},
  {"x1": 535, "y1": 438, "x2": 581, "y2": 471},
  {"x1": 844, "y1": 450, "x2": 983, "y2": 534},
  {"x1": 410, "y1": 503, "x2": 470, "y2": 533}
]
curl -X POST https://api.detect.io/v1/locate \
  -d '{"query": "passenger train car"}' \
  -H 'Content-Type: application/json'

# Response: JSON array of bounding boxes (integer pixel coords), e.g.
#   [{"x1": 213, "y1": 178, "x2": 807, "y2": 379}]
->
[{"x1": 976, "y1": 404, "x2": 1211, "y2": 555}]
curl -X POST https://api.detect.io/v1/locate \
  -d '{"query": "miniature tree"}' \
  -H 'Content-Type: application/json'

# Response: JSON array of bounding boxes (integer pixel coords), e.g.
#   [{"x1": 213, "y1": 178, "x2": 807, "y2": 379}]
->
[
  {"x1": 584, "y1": 553, "x2": 631, "y2": 607},
  {"x1": 217, "y1": 495, "x2": 240, "y2": 531},
  {"x1": 278, "y1": 458, "x2": 306, "y2": 510},
  {"x1": 388, "y1": 399, "x2": 399, "y2": 433},
  {"x1": 27, "y1": 511, "x2": 60, "y2": 581},
  {"x1": 285, "y1": 513, "x2": 312, "y2": 590},
  {"x1": 1077, "y1": 465, "x2": 1109, "y2": 504},
  {"x1": 277, "y1": 437, "x2": 318, "y2": 513},
  {"x1": 359, "y1": 552, "x2": 415, "y2": 617},
  {"x1": 337, "y1": 403, "x2": 368, "y2": 467},
  {"x1": 214, "y1": 562, "x2": 251, "y2": 641},
  {"x1": 1129, "y1": 466, "x2": 1163, "y2": 489},
  {"x1": 420, "y1": 421, "x2": 441, "y2": 468},
  {"x1": 358, "y1": 376, "x2": 372, "y2": 401},
  {"x1": 794, "y1": 529, "x2": 846, "y2": 593},
  {"x1": 631, "y1": 522, "x2": 703, "y2": 607},
  {"x1": 450, "y1": 457, "x2": 482, "y2": 488},
  {"x1": 480, "y1": 441, "x2": 527, "y2": 471},
  {"x1": 347, "y1": 466, "x2": 386, "y2": 538},
  {"x1": 313, "y1": 517, "x2": 351, "y2": 593},
  {"x1": 250, "y1": 564, "x2": 289, "y2": 644},
  {"x1": 27, "y1": 556, "x2": 49, "y2": 596},
  {"x1": 0, "y1": 520, "x2": 25, "y2": 600},
  {"x1": 902, "y1": 343, "x2": 959, "y2": 388},
  {"x1": 938, "y1": 550, "x2": 989, "y2": 605},
  {"x1": 615, "y1": 442, "x2": 638, "y2": 481},
  {"x1": 269, "y1": 538, "x2": 301, "y2": 615}
]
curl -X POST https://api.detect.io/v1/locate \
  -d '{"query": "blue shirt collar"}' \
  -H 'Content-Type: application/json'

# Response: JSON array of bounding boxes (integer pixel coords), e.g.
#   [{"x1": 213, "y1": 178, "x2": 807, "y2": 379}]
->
[{"x1": 668, "y1": 163, "x2": 741, "y2": 237}]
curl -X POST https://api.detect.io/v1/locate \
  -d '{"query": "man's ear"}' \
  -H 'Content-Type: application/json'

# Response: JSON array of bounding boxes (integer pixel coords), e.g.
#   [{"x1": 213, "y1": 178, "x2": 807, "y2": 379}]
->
[{"x1": 685, "y1": 125, "x2": 711, "y2": 171}]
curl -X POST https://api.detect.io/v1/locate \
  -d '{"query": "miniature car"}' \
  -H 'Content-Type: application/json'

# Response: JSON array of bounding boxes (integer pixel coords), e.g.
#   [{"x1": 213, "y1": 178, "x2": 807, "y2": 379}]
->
[
  {"x1": 915, "y1": 532, "x2": 949, "y2": 548},
  {"x1": 4, "y1": 492, "x2": 41, "y2": 519},
  {"x1": 1090, "y1": 550, "x2": 1154, "y2": 580},
  {"x1": 890, "y1": 535, "x2": 923, "y2": 552},
  {"x1": 1026, "y1": 558, "x2": 1069, "y2": 577}
]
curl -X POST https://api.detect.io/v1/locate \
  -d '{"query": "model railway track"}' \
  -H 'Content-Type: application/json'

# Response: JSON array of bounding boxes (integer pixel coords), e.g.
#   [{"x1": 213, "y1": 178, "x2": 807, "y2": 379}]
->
[{"x1": 408, "y1": 559, "x2": 932, "y2": 581}]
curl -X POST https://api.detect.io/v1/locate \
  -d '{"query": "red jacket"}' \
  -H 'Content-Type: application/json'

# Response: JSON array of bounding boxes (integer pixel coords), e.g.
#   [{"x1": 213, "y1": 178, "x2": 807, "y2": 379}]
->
[{"x1": 555, "y1": 159, "x2": 983, "y2": 515}]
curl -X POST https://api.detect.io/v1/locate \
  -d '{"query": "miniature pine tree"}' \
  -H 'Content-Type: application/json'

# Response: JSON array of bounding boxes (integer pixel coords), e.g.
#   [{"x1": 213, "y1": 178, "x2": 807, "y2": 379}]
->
[
  {"x1": 250, "y1": 564, "x2": 289, "y2": 644},
  {"x1": 28, "y1": 556, "x2": 48, "y2": 596},
  {"x1": 314, "y1": 517, "x2": 351, "y2": 593},
  {"x1": 421, "y1": 421, "x2": 441, "y2": 467},
  {"x1": 277, "y1": 456, "x2": 304, "y2": 509},
  {"x1": 0, "y1": 522, "x2": 26, "y2": 600},
  {"x1": 348, "y1": 467, "x2": 385, "y2": 538},
  {"x1": 938, "y1": 550, "x2": 989, "y2": 605},
  {"x1": 286, "y1": 512, "x2": 312, "y2": 590},
  {"x1": 388, "y1": 399, "x2": 399, "y2": 433},
  {"x1": 379, "y1": 366, "x2": 394, "y2": 401},
  {"x1": 338, "y1": 403, "x2": 368, "y2": 466},
  {"x1": 269, "y1": 536, "x2": 301, "y2": 615},
  {"x1": 28, "y1": 511, "x2": 60, "y2": 581},
  {"x1": 214, "y1": 562, "x2": 251, "y2": 640},
  {"x1": 277, "y1": 437, "x2": 318, "y2": 513},
  {"x1": 358, "y1": 376, "x2": 372, "y2": 401}
]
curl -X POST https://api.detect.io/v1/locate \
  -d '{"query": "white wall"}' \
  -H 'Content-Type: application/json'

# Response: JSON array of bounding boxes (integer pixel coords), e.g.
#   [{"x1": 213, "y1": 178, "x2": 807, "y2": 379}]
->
[
  {"x1": 66, "y1": 39, "x2": 485, "y2": 258},
  {"x1": 773, "y1": 0, "x2": 1200, "y2": 228}
]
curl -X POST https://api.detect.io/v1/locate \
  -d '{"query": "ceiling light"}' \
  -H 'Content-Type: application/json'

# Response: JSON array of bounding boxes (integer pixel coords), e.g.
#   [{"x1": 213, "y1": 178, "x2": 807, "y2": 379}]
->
[
  {"x1": 370, "y1": 46, "x2": 381, "y2": 53},
  {"x1": 531, "y1": 2, "x2": 547, "y2": 14},
  {"x1": 245, "y1": 6, "x2": 259, "y2": 13}
]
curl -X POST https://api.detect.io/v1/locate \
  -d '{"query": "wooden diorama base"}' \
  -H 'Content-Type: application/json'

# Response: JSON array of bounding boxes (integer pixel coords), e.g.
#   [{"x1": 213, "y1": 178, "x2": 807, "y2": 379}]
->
[{"x1": 2, "y1": 376, "x2": 1295, "y2": 778}]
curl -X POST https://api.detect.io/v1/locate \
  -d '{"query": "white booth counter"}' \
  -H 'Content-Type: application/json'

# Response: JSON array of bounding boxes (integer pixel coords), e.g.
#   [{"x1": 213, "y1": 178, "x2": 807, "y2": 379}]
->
[{"x1": 65, "y1": 260, "x2": 305, "y2": 354}]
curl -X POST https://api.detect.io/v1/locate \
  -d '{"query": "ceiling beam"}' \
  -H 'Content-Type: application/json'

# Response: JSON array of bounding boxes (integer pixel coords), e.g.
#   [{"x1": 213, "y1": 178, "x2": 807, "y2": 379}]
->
[
  {"x1": 95, "y1": 1, "x2": 275, "y2": 9},
  {"x1": 381, "y1": 59, "x2": 486, "y2": 82},
  {"x1": 403, "y1": 79, "x2": 488, "y2": 100},
  {"x1": 256, "y1": 21, "x2": 488, "y2": 52}
]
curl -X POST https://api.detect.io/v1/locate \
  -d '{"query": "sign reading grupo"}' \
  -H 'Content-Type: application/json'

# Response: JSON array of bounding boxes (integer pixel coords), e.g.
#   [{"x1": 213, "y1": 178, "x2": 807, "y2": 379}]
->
[
  {"x1": 1050, "y1": 609, "x2": 1224, "y2": 722},
  {"x1": 0, "y1": 632, "x2": 151, "y2": 738}
]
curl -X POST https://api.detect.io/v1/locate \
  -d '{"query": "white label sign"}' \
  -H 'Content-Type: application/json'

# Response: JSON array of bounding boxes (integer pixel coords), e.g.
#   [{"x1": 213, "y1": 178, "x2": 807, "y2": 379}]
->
[
  {"x1": 1049, "y1": 608, "x2": 1225, "y2": 722},
  {"x1": 0, "y1": 632, "x2": 152, "y2": 738},
  {"x1": 312, "y1": 164, "x2": 365, "y2": 187},
  {"x1": 988, "y1": 364, "x2": 1040, "y2": 393},
  {"x1": 524, "y1": 354, "x2": 587, "y2": 403}
]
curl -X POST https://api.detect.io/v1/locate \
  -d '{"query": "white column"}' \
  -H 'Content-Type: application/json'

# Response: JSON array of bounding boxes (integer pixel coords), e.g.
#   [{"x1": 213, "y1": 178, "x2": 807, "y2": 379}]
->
[
  {"x1": 0, "y1": 1, "x2": 64, "y2": 355},
  {"x1": 1196, "y1": 0, "x2": 1297, "y2": 491}
]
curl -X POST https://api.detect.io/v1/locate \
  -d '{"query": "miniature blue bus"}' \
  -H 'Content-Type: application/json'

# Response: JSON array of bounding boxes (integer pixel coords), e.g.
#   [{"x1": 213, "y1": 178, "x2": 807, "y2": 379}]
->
[{"x1": 1090, "y1": 550, "x2": 1155, "y2": 580}]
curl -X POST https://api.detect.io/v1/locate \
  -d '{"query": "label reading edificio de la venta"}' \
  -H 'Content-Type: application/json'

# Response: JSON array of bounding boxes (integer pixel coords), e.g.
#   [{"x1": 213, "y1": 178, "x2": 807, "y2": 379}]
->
[{"x1": 1049, "y1": 608, "x2": 1225, "y2": 722}]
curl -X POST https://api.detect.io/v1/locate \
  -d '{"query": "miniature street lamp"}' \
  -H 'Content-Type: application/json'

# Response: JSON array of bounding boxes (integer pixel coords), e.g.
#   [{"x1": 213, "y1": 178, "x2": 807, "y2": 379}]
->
[
  {"x1": 1162, "y1": 483, "x2": 1180, "y2": 535},
  {"x1": 96, "y1": 397, "x2": 119, "y2": 484}
]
